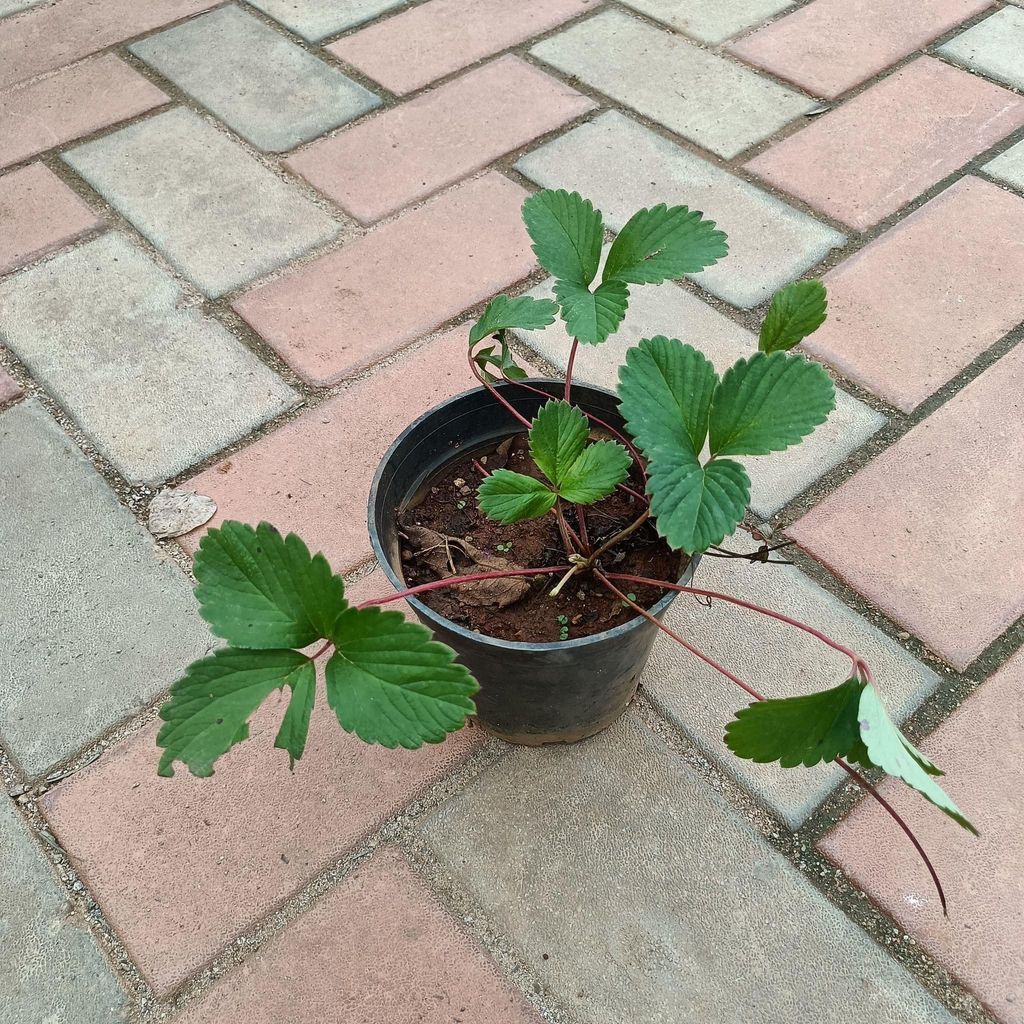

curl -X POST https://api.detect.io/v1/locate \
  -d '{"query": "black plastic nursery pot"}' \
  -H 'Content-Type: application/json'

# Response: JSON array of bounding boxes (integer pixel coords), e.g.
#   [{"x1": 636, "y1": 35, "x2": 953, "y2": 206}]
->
[{"x1": 368, "y1": 379, "x2": 698, "y2": 746}]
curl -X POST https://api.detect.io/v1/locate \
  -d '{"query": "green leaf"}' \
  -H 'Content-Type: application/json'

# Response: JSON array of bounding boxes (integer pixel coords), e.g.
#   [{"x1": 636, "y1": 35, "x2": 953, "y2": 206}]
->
[
  {"x1": 478, "y1": 469, "x2": 556, "y2": 524},
  {"x1": 273, "y1": 660, "x2": 316, "y2": 768},
  {"x1": 325, "y1": 607, "x2": 479, "y2": 748},
  {"x1": 617, "y1": 336, "x2": 718, "y2": 457},
  {"x1": 603, "y1": 204, "x2": 728, "y2": 285},
  {"x1": 555, "y1": 278, "x2": 629, "y2": 345},
  {"x1": 468, "y1": 294, "x2": 559, "y2": 345},
  {"x1": 157, "y1": 649, "x2": 314, "y2": 777},
  {"x1": 724, "y1": 678, "x2": 865, "y2": 768},
  {"x1": 759, "y1": 280, "x2": 828, "y2": 353},
  {"x1": 194, "y1": 521, "x2": 347, "y2": 649},
  {"x1": 558, "y1": 441, "x2": 631, "y2": 504},
  {"x1": 521, "y1": 189, "x2": 603, "y2": 286},
  {"x1": 709, "y1": 352, "x2": 835, "y2": 458},
  {"x1": 528, "y1": 400, "x2": 588, "y2": 487}
]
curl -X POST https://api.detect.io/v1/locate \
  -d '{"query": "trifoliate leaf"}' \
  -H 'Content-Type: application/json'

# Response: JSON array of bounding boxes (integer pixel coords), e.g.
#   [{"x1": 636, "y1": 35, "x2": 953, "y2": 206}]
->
[
  {"x1": 194, "y1": 521, "x2": 347, "y2": 649},
  {"x1": 555, "y1": 279, "x2": 629, "y2": 345},
  {"x1": 759, "y1": 279, "x2": 828, "y2": 353},
  {"x1": 603, "y1": 204, "x2": 728, "y2": 285},
  {"x1": 273, "y1": 659, "x2": 316, "y2": 768},
  {"x1": 157, "y1": 648, "x2": 314, "y2": 777},
  {"x1": 325, "y1": 606, "x2": 479, "y2": 748},
  {"x1": 468, "y1": 294, "x2": 559, "y2": 345},
  {"x1": 529, "y1": 400, "x2": 588, "y2": 487},
  {"x1": 709, "y1": 352, "x2": 835, "y2": 458},
  {"x1": 558, "y1": 441, "x2": 631, "y2": 504},
  {"x1": 617, "y1": 336, "x2": 718, "y2": 457},
  {"x1": 521, "y1": 189, "x2": 603, "y2": 286},
  {"x1": 478, "y1": 469, "x2": 556, "y2": 524}
]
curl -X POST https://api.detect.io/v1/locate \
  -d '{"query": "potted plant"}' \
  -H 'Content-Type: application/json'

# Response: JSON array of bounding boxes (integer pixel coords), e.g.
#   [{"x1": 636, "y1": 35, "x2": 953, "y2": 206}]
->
[{"x1": 156, "y1": 190, "x2": 975, "y2": 910}]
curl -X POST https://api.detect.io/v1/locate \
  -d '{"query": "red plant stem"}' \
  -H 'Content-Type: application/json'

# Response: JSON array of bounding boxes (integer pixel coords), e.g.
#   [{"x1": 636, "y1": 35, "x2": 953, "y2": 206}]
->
[
  {"x1": 564, "y1": 338, "x2": 579, "y2": 402},
  {"x1": 468, "y1": 350, "x2": 532, "y2": 429},
  {"x1": 554, "y1": 501, "x2": 582, "y2": 556},
  {"x1": 357, "y1": 564, "x2": 570, "y2": 609},
  {"x1": 590, "y1": 510, "x2": 650, "y2": 565},
  {"x1": 472, "y1": 458, "x2": 490, "y2": 478},
  {"x1": 576, "y1": 504, "x2": 591, "y2": 552}
]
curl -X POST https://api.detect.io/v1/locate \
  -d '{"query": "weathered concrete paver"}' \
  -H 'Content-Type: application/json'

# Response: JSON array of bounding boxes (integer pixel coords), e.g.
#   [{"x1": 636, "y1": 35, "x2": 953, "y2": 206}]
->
[
  {"x1": 64, "y1": 108, "x2": 341, "y2": 298},
  {"x1": 516, "y1": 110, "x2": 846, "y2": 308},
  {"x1": 233, "y1": 173, "x2": 535, "y2": 383},
  {"x1": 0, "y1": 163, "x2": 101, "y2": 275},
  {"x1": 745, "y1": 58, "x2": 1024, "y2": 231},
  {"x1": 802, "y1": 177, "x2": 1024, "y2": 413},
  {"x1": 0, "y1": 233, "x2": 298, "y2": 483},
  {"x1": 531, "y1": 10, "x2": 816, "y2": 159},
  {"x1": 0, "y1": 368, "x2": 22, "y2": 408},
  {"x1": 0, "y1": 401, "x2": 215, "y2": 778},
  {"x1": 245, "y1": 0, "x2": 405, "y2": 41},
  {"x1": 130, "y1": 6, "x2": 381, "y2": 153},
  {"x1": 0, "y1": 797, "x2": 128, "y2": 1023},
  {"x1": 421, "y1": 712, "x2": 958, "y2": 1024},
  {"x1": 643, "y1": 540, "x2": 940, "y2": 827},
  {"x1": 789, "y1": 344, "x2": 1024, "y2": 671},
  {"x1": 728, "y1": 0, "x2": 991, "y2": 99},
  {"x1": 984, "y1": 138, "x2": 1024, "y2": 190},
  {"x1": 0, "y1": 54, "x2": 168, "y2": 169},
  {"x1": 821, "y1": 649, "x2": 1024, "y2": 1024},
  {"x1": 620, "y1": 0, "x2": 794, "y2": 44},
  {"x1": 172, "y1": 847, "x2": 541, "y2": 1023},
  {"x1": 330, "y1": 0, "x2": 594, "y2": 95},
  {"x1": 938, "y1": 7, "x2": 1024, "y2": 91},
  {"x1": 287, "y1": 56, "x2": 594, "y2": 224}
]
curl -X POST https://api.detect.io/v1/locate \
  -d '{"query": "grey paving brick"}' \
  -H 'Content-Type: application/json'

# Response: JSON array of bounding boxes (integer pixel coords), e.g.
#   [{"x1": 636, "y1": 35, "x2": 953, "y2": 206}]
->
[
  {"x1": 937, "y1": 7, "x2": 1024, "y2": 91},
  {"x1": 0, "y1": 233, "x2": 297, "y2": 483},
  {"x1": 515, "y1": 277, "x2": 885, "y2": 518},
  {"x1": 531, "y1": 11, "x2": 816, "y2": 159},
  {"x1": 642, "y1": 539, "x2": 940, "y2": 826},
  {"x1": 0, "y1": 402, "x2": 215, "y2": 778},
  {"x1": 245, "y1": 0, "x2": 405, "y2": 42},
  {"x1": 517, "y1": 111, "x2": 845, "y2": 309},
  {"x1": 63, "y1": 108, "x2": 341, "y2": 297},
  {"x1": 130, "y1": 7, "x2": 380, "y2": 153},
  {"x1": 984, "y1": 138, "x2": 1024, "y2": 191},
  {"x1": 620, "y1": 0, "x2": 795, "y2": 44},
  {"x1": 1, "y1": 797, "x2": 128, "y2": 1022},
  {"x1": 420, "y1": 712, "x2": 956, "y2": 1024}
]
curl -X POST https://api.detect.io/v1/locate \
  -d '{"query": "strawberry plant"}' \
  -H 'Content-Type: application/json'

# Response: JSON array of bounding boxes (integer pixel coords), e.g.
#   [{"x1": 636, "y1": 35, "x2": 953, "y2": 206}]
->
[{"x1": 159, "y1": 189, "x2": 974, "y2": 911}]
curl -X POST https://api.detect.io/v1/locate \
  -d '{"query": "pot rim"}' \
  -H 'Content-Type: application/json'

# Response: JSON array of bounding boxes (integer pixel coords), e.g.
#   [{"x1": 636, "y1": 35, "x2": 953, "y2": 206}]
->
[{"x1": 368, "y1": 379, "x2": 695, "y2": 653}]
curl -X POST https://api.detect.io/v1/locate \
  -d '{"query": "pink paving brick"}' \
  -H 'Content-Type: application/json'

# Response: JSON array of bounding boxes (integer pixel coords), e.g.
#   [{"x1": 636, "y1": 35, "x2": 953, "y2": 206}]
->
[
  {"x1": 0, "y1": 164, "x2": 101, "y2": 274},
  {"x1": 0, "y1": 55, "x2": 168, "y2": 170},
  {"x1": 0, "y1": 0, "x2": 220, "y2": 90},
  {"x1": 745, "y1": 58, "x2": 1024, "y2": 231},
  {"x1": 820, "y1": 649, "x2": 1024, "y2": 1023},
  {"x1": 232, "y1": 173, "x2": 535, "y2": 385},
  {"x1": 173, "y1": 846, "x2": 541, "y2": 1024},
  {"x1": 328, "y1": 0, "x2": 595, "y2": 95},
  {"x1": 287, "y1": 55, "x2": 594, "y2": 225},
  {"x1": 0, "y1": 368, "x2": 23, "y2": 408},
  {"x1": 800, "y1": 177, "x2": 1024, "y2": 413},
  {"x1": 727, "y1": 0, "x2": 991, "y2": 99},
  {"x1": 788, "y1": 344, "x2": 1024, "y2": 671}
]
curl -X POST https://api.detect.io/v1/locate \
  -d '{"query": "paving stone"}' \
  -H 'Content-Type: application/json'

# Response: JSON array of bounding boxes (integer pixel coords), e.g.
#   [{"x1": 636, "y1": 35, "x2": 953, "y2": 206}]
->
[
  {"x1": 820, "y1": 649, "x2": 1024, "y2": 1024},
  {"x1": 40, "y1": 664, "x2": 483, "y2": 994},
  {"x1": 619, "y1": 0, "x2": 795, "y2": 44},
  {"x1": 531, "y1": 10, "x2": 816, "y2": 159},
  {"x1": 0, "y1": 401, "x2": 215, "y2": 778},
  {"x1": 0, "y1": 54, "x2": 168, "y2": 169},
  {"x1": 246, "y1": 0, "x2": 405, "y2": 42},
  {"x1": 232, "y1": 172, "x2": 534, "y2": 383},
  {"x1": 728, "y1": 0, "x2": 991, "y2": 99},
  {"x1": 642, "y1": 539, "x2": 940, "y2": 827},
  {"x1": 0, "y1": 0, "x2": 220, "y2": 89},
  {"x1": 420, "y1": 712, "x2": 958, "y2": 1024},
  {"x1": 0, "y1": 796, "x2": 128, "y2": 1022},
  {"x1": 0, "y1": 233, "x2": 298, "y2": 483},
  {"x1": 0, "y1": 368, "x2": 22, "y2": 407},
  {"x1": 329, "y1": 0, "x2": 594, "y2": 94},
  {"x1": 515, "y1": 277, "x2": 884, "y2": 518},
  {"x1": 287, "y1": 56, "x2": 594, "y2": 224},
  {"x1": 938, "y1": 7, "x2": 1024, "y2": 91},
  {"x1": 984, "y1": 137, "x2": 1024, "y2": 191},
  {"x1": 789, "y1": 344, "x2": 1024, "y2": 671},
  {"x1": 130, "y1": 7, "x2": 380, "y2": 153},
  {"x1": 800, "y1": 177, "x2": 1024, "y2": 413},
  {"x1": 64, "y1": 108, "x2": 340, "y2": 298},
  {"x1": 179, "y1": 326, "x2": 519, "y2": 571},
  {"x1": 0, "y1": 163, "x2": 101, "y2": 275},
  {"x1": 172, "y1": 847, "x2": 541, "y2": 1023},
  {"x1": 515, "y1": 110, "x2": 846, "y2": 309},
  {"x1": 745, "y1": 57, "x2": 1024, "y2": 231}
]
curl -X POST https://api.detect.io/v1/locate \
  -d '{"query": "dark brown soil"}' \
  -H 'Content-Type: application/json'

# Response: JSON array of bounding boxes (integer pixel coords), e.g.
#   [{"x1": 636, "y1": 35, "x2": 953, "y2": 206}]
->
[{"x1": 396, "y1": 432, "x2": 686, "y2": 643}]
